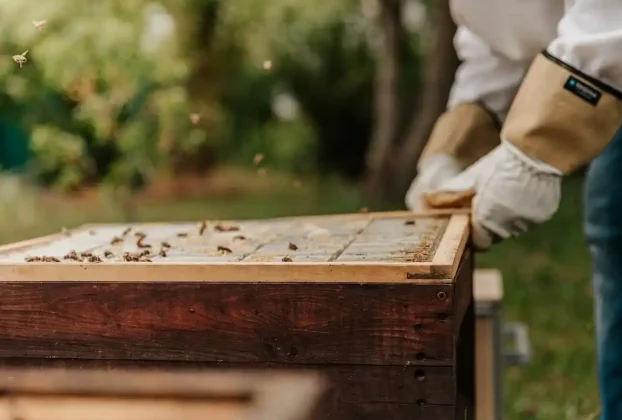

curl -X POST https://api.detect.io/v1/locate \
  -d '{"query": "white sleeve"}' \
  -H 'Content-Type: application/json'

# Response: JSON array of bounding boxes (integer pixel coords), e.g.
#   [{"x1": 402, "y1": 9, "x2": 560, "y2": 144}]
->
[
  {"x1": 447, "y1": 26, "x2": 529, "y2": 122},
  {"x1": 548, "y1": 0, "x2": 622, "y2": 91}
]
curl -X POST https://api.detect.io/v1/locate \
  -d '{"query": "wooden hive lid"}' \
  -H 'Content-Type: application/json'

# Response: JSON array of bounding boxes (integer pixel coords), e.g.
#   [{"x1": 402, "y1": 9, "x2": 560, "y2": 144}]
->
[{"x1": 0, "y1": 210, "x2": 469, "y2": 283}]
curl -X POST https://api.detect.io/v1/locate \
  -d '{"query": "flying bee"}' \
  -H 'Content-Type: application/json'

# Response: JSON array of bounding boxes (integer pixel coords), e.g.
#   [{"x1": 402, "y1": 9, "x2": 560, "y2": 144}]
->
[{"x1": 12, "y1": 50, "x2": 28, "y2": 68}]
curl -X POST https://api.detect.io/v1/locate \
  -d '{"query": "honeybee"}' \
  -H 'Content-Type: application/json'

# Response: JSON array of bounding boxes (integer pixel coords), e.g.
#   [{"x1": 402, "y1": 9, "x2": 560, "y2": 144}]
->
[
  {"x1": 217, "y1": 246, "x2": 232, "y2": 254},
  {"x1": 12, "y1": 50, "x2": 28, "y2": 68}
]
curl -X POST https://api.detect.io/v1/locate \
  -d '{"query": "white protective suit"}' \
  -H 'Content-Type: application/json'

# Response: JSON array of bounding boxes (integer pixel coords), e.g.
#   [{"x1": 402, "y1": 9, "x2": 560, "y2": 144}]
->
[{"x1": 406, "y1": 0, "x2": 622, "y2": 249}]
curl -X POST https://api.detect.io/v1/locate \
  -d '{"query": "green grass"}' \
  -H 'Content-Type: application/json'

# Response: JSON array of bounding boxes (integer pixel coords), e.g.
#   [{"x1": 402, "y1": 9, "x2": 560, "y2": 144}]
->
[
  {"x1": 477, "y1": 174, "x2": 598, "y2": 419},
  {"x1": 0, "y1": 172, "x2": 596, "y2": 419}
]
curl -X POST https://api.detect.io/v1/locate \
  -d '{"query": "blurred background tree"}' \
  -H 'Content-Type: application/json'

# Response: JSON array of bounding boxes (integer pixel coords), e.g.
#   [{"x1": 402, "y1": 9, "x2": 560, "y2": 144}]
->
[
  {"x1": 364, "y1": 0, "x2": 457, "y2": 204},
  {"x1": 213, "y1": 0, "x2": 451, "y2": 194},
  {"x1": 0, "y1": 0, "x2": 456, "y2": 208}
]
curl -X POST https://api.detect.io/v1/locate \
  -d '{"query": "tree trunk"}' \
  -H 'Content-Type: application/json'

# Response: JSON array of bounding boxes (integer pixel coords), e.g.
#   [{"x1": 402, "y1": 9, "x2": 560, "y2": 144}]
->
[
  {"x1": 364, "y1": 0, "x2": 404, "y2": 206},
  {"x1": 392, "y1": 0, "x2": 459, "y2": 196}
]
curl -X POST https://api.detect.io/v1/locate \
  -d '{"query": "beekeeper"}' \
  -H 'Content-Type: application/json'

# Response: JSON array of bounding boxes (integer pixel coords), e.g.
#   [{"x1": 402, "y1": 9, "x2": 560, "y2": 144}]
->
[{"x1": 405, "y1": 1, "x2": 622, "y2": 417}]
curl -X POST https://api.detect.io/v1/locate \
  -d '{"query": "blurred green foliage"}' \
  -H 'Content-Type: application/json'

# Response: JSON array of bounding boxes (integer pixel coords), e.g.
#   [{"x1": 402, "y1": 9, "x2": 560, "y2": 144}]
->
[
  {"x1": 0, "y1": 0, "x2": 205, "y2": 190},
  {"x1": 0, "y1": 0, "x2": 425, "y2": 189},
  {"x1": 215, "y1": 0, "x2": 425, "y2": 179}
]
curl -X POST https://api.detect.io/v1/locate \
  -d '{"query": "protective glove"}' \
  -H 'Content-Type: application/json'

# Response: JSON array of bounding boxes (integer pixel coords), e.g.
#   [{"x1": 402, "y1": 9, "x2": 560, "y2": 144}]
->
[
  {"x1": 405, "y1": 102, "x2": 501, "y2": 210},
  {"x1": 425, "y1": 140, "x2": 562, "y2": 250},
  {"x1": 425, "y1": 52, "x2": 622, "y2": 250},
  {"x1": 405, "y1": 155, "x2": 462, "y2": 211}
]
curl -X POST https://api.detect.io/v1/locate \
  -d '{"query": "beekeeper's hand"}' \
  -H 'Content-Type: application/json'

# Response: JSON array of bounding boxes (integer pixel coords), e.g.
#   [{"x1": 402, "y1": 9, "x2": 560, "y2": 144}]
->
[
  {"x1": 404, "y1": 103, "x2": 502, "y2": 211},
  {"x1": 425, "y1": 140, "x2": 562, "y2": 250},
  {"x1": 405, "y1": 155, "x2": 462, "y2": 211}
]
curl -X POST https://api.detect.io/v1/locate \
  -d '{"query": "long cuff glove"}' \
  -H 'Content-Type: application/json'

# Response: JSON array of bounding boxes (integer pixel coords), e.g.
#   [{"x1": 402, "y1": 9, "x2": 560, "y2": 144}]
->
[
  {"x1": 405, "y1": 103, "x2": 501, "y2": 211},
  {"x1": 424, "y1": 52, "x2": 622, "y2": 250}
]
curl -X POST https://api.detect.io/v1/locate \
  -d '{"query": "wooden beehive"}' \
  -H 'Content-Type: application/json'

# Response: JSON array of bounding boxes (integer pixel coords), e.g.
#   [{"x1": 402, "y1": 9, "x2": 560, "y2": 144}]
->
[
  {"x1": 0, "y1": 368, "x2": 323, "y2": 420},
  {"x1": 0, "y1": 210, "x2": 473, "y2": 420}
]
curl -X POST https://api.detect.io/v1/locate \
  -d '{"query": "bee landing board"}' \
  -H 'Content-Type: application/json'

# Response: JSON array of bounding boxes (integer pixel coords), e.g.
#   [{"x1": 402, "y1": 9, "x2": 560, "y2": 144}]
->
[{"x1": 0, "y1": 211, "x2": 474, "y2": 420}]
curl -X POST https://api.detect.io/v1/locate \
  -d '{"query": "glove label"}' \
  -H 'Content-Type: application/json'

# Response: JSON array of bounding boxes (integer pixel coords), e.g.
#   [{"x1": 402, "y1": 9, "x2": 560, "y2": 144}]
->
[{"x1": 564, "y1": 76, "x2": 601, "y2": 106}]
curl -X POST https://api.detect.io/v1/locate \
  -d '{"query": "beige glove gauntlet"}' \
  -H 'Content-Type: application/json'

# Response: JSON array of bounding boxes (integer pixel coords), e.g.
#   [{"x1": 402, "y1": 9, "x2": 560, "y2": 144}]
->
[
  {"x1": 420, "y1": 102, "x2": 501, "y2": 169},
  {"x1": 503, "y1": 52, "x2": 622, "y2": 174}
]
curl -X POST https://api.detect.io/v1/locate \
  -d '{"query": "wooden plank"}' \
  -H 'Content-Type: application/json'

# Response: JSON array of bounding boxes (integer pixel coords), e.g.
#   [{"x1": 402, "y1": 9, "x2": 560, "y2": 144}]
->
[
  {"x1": 473, "y1": 268, "x2": 504, "y2": 420},
  {"x1": 0, "y1": 396, "x2": 246, "y2": 420},
  {"x1": 475, "y1": 318, "x2": 495, "y2": 420},
  {"x1": 0, "y1": 262, "x2": 442, "y2": 283},
  {"x1": 0, "y1": 363, "x2": 456, "y2": 406},
  {"x1": 432, "y1": 214, "x2": 469, "y2": 278},
  {"x1": 0, "y1": 282, "x2": 456, "y2": 366},
  {"x1": 473, "y1": 269, "x2": 503, "y2": 303},
  {"x1": 0, "y1": 362, "x2": 457, "y2": 420},
  {"x1": 0, "y1": 368, "x2": 324, "y2": 420},
  {"x1": 454, "y1": 255, "x2": 476, "y2": 420},
  {"x1": 0, "y1": 395, "x2": 455, "y2": 420},
  {"x1": 0, "y1": 369, "x2": 312, "y2": 398}
]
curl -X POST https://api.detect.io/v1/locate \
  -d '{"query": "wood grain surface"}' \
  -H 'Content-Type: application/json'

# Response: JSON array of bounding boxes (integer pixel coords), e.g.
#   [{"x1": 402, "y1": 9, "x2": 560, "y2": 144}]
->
[
  {"x1": 0, "y1": 281, "x2": 456, "y2": 365},
  {"x1": 0, "y1": 362, "x2": 457, "y2": 420},
  {"x1": 0, "y1": 363, "x2": 455, "y2": 406},
  {"x1": 0, "y1": 368, "x2": 324, "y2": 420}
]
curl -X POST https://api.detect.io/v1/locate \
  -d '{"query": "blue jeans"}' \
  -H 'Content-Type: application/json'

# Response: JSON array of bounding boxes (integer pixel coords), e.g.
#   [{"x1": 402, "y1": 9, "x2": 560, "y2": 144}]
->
[{"x1": 584, "y1": 127, "x2": 622, "y2": 419}]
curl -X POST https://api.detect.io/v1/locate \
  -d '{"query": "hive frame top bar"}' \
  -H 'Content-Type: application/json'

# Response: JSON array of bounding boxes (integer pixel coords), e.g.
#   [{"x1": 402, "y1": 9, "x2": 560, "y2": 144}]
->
[{"x1": 0, "y1": 210, "x2": 470, "y2": 284}]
